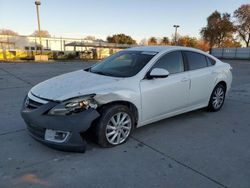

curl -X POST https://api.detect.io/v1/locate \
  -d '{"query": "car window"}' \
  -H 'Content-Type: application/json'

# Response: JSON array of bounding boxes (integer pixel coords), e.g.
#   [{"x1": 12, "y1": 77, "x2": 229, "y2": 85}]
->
[
  {"x1": 184, "y1": 51, "x2": 208, "y2": 70},
  {"x1": 152, "y1": 51, "x2": 184, "y2": 74},
  {"x1": 90, "y1": 51, "x2": 157, "y2": 77},
  {"x1": 207, "y1": 56, "x2": 216, "y2": 66}
]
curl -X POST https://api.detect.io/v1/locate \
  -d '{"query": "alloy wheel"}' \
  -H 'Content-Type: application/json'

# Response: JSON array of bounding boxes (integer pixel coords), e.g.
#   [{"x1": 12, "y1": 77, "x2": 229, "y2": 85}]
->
[
  {"x1": 105, "y1": 112, "x2": 132, "y2": 145},
  {"x1": 212, "y1": 87, "x2": 225, "y2": 109}
]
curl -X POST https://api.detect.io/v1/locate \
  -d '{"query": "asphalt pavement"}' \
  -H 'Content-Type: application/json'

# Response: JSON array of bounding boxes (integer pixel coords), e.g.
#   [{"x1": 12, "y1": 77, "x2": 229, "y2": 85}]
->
[{"x1": 0, "y1": 59, "x2": 249, "y2": 188}]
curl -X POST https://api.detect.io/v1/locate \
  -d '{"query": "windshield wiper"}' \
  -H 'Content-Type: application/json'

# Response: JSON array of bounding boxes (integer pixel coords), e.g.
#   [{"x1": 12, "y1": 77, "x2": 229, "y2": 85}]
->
[{"x1": 91, "y1": 70, "x2": 115, "y2": 77}]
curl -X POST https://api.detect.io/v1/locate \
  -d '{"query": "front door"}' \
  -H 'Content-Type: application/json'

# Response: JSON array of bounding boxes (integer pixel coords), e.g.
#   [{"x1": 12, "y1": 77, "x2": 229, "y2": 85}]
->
[{"x1": 140, "y1": 51, "x2": 190, "y2": 123}]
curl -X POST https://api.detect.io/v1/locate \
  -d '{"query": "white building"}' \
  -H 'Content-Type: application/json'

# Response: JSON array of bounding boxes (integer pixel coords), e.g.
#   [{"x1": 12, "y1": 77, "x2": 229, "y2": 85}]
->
[
  {"x1": 0, "y1": 34, "x2": 93, "y2": 52},
  {"x1": 0, "y1": 34, "x2": 136, "y2": 60}
]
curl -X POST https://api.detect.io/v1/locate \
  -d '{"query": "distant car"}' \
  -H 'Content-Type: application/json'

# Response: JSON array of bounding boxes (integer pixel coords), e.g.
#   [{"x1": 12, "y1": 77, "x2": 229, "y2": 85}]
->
[{"x1": 21, "y1": 46, "x2": 232, "y2": 152}]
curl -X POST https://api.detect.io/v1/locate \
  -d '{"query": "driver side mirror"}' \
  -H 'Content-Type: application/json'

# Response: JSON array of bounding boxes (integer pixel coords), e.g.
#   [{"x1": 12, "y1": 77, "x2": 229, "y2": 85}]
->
[{"x1": 148, "y1": 68, "x2": 170, "y2": 79}]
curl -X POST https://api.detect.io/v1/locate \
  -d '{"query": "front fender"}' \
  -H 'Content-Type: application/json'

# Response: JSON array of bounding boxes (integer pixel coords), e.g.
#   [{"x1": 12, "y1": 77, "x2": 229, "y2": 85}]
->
[{"x1": 94, "y1": 89, "x2": 142, "y2": 123}]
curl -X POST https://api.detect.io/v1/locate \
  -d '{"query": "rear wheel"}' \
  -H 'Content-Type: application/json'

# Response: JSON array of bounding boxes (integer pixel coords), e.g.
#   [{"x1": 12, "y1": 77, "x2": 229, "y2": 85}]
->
[
  {"x1": 207, "y1": 84, "x2": 226, "y2": 112},
  {"x1": 95, "y1": 105, "x2": 135, "y2": 147}
]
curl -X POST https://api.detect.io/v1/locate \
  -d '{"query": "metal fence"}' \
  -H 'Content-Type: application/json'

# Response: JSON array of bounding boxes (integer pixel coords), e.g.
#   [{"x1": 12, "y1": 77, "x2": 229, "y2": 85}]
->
[{"x1": 211, "y1": 48, "x2": 250, "y2": 60}]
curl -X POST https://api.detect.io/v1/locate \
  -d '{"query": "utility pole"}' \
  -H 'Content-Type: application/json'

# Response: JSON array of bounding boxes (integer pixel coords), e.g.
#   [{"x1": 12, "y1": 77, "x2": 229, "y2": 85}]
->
[
  {"x1": 35, "y1": 0, "x2": 42, "y2": 54},
  {"x1": 173, "y1": 25, "x2": 180, "y2": 45}
]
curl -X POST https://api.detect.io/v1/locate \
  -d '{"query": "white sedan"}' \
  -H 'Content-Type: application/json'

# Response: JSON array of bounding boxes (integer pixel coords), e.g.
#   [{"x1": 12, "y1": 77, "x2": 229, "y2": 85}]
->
[{"x1": 21, "y1": 46, "x2": 232, "y2": 152}]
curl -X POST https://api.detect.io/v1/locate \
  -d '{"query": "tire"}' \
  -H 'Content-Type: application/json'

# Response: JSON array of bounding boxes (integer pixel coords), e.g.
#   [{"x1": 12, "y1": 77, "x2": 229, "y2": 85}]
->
[
  {"x1": 207, "y1": 84, "x2": 226, "y2": 112},
  {"x1": 95, "y1": 105, "x2": 135, "y2": 148}
]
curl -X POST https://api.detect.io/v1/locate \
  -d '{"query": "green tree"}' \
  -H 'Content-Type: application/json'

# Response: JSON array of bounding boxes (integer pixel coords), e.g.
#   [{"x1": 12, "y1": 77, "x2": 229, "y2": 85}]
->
[
  {"x1": 234, "y1": 4, "x2": 250, "y2": 47},
  {"x1": 201, "y1": 11, "x2": 235, "y2": 48},
  {"x1": 148, "y1": 37, "x2": 157, "y2": 45},
  {"x1": 160, "y1": 37, "x2": 170, "y2": 45},
  {"x1": 107, "y1": 34, "x2": 136, "y2": 44}
]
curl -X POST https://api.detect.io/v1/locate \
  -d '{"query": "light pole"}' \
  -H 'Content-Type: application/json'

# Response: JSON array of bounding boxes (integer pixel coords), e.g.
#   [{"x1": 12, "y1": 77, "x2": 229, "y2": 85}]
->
[
  {"x1": 173, "y1": 25, "x2": 180, "y2": 45},
  {"x1": 35, "y1": 0, "x2": 42, "y2": 54}
]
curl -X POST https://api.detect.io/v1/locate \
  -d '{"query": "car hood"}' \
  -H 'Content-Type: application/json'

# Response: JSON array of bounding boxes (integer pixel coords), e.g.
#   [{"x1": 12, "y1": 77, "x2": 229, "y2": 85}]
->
[{"x1": 30, "y1": 70, "x2": 123, "y2": 101}]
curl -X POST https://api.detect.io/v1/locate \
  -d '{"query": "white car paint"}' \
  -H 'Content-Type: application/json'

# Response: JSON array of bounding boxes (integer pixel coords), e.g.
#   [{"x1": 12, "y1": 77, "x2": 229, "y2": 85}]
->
[{"x1": 29, "y1": 46, "x2": 232, "y2": 127}]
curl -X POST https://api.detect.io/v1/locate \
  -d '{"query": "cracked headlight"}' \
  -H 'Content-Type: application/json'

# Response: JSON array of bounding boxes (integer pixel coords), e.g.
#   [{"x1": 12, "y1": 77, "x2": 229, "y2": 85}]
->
[{"x1": 48, "y1": 95, "x2": 98, "y2": 116}]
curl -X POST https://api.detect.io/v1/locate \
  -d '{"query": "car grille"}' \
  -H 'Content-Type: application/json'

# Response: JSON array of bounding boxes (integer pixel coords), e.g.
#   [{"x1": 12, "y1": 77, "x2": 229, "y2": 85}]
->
[
  {"x1": 27, "y1": 124, "x2": 45, "y2": 139},
  {"x1": 26, "y1": 98, "x2": 43, "y2": 109}
]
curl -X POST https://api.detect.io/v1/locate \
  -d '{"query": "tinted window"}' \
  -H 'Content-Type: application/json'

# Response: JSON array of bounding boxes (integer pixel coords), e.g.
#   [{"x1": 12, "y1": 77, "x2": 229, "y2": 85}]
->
[
  {"x1": 207, "y1": 57, "x2": 216, "y2": 66},
  {"x1": 184, "y1": 51, "x2": 207, "y2": 70},
  {"x1": 153, "y1": 51, "x2": 184, "y2": 74}
]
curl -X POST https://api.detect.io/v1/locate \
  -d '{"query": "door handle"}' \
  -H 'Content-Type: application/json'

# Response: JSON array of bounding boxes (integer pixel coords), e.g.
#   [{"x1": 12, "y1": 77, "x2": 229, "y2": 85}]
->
[{"x1": 181, "y1": 77, "x2": 189, "y2": 82}]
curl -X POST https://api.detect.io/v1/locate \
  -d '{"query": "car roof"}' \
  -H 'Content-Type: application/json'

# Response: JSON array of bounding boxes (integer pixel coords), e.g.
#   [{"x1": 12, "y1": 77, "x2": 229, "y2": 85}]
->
[{"x1": 126, "y1": 45, "x2": 206, "y2": 53}]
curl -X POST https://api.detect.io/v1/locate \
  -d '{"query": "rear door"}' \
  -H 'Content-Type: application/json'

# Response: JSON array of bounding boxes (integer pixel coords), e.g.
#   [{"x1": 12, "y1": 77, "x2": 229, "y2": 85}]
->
[{"x1": 183, "y1": 51, "x2": 216, "y2": 107}]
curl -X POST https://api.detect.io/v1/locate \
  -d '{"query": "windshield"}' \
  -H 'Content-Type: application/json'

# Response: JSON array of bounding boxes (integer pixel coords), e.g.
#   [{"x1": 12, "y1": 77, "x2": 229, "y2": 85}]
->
[{"x1": 89, "y1": 50, "x2": 157, "y2": 77}]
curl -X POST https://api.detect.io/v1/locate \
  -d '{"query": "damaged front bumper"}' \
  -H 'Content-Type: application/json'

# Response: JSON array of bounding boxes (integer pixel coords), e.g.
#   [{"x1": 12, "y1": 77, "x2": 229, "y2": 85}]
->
[{"x1": 21, "y1": 97, "x2": 100, "y2": 152}]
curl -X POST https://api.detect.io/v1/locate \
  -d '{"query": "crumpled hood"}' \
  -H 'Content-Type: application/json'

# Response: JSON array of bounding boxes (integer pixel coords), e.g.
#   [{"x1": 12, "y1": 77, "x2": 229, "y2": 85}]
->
[{"x1": 31, "y1": 70, "x2": 123, "y2": 101}]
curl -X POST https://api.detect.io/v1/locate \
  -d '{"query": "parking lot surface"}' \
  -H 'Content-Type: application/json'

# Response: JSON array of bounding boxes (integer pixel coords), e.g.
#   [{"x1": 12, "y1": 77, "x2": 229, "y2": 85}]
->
[{"x1": 0, "y1": 59, "x2": 250, "y2": 188}]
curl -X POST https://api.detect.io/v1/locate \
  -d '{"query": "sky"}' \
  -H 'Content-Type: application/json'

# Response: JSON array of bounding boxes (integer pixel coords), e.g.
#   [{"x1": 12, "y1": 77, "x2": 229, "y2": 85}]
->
[{"x1": 0, "y1": 0, "x2": 249, "y2": 42}]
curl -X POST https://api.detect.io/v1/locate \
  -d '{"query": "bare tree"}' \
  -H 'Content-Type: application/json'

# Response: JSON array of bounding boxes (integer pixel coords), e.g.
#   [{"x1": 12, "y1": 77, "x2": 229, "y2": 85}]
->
[
  {"x1": 234, "y1": 4, "x2": 250, "y2": 47},
  {"x1": 84, "y1": 36, "x2": 96, "y2": 41},
  {"x1": 139, "y1": 38, "x2": 148, "y2": 45},
  {"x1": 0, "y1": 29, "x2": 18, "y2": 36},
  {"x1": 31, "y1": 30, "x2": 51, "y2": 37}
]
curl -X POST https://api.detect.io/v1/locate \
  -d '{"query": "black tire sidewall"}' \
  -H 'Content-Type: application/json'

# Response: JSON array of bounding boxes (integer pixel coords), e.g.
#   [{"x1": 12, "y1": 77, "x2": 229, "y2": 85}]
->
[
  {"x1": 208, "y1": 84, "x2": 226, "y2": 112},
  {"x1": 96, "y1": 105, "x2": 135, "y2": 147}
]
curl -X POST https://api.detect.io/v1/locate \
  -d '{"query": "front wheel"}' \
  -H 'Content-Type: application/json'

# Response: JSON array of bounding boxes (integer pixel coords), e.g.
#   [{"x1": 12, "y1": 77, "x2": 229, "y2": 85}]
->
[
  {"x1": 207, "y1": 84, "x2": 226, "y2": 112},
  {"x1": 95, "y1": 105, "x2": 135, "y2": 147}
]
